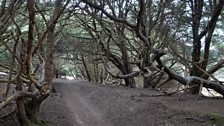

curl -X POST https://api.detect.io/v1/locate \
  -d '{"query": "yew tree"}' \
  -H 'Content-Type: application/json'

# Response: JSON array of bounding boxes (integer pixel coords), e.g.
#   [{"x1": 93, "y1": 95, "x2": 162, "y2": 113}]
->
[
  {"x1": 0, "y1": 0, "x2": 72, "y2": 125},
  {"x1": 78, "y1": 0, "x2": 224, "y2": 96}
]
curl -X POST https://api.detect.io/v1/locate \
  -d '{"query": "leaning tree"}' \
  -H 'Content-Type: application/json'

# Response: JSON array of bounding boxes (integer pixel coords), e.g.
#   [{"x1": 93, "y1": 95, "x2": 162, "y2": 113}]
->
[
  {"x1": 79, "y1": 0, "x2": 224, "y2": 96},
  {"x1": 0, "y1": 0, "x2": 74, "y2": 125}
]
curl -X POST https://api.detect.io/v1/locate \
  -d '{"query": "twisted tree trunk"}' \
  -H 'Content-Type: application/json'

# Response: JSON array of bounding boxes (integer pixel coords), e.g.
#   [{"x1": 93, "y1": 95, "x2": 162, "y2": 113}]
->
[
  {"x1": 190, "y1": 0, "x2": 224, "y2": 94},
  {"x1": 15, "y1": 0, "x2": 66, "y2": 125}
]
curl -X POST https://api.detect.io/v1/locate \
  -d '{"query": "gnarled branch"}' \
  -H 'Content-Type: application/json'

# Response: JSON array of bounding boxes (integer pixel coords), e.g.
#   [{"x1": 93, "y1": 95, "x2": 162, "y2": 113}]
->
[{"x1": 153, "y1": 50, "x2": 224, "y2": 97}]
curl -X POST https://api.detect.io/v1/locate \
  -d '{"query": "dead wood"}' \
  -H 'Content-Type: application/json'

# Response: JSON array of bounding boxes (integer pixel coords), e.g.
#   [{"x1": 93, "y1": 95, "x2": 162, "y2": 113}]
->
[
  {"x1": 139, "y1": 91, "x2": 176, "y2": 97},
  {"x1": 153, "y1": 50, "x2": 224, "y2": 97},
  {"x1": 0, "y1": 91, "x2": 38, "y2": 110}
]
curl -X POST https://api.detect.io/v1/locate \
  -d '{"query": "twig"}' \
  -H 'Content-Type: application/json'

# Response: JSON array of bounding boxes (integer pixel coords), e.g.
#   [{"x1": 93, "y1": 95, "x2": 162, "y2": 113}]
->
[
  {"x1": 0, "y1": 106, "x2": 16, "y2": 119},
  {"x1": 139, "y1": 91, "x2": 176, "y2": 97},
  {"x1": 185, "y1": 117, "x2": 205, "y2": 122},
  {"x1": 0, "y1": 91, "x2": 38, "y2": 110}
]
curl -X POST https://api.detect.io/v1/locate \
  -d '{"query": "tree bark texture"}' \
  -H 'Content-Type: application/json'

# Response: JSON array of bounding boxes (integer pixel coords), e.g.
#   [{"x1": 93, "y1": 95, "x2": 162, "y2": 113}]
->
[{"x1": 190, "y1": 1, "x2": 224, "y2": 94}]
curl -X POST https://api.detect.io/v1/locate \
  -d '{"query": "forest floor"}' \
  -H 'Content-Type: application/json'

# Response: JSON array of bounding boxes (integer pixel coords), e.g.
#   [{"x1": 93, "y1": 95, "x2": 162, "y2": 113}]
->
[{"x1": 1, "y1": 79, "x2": 224, "y2": 126}]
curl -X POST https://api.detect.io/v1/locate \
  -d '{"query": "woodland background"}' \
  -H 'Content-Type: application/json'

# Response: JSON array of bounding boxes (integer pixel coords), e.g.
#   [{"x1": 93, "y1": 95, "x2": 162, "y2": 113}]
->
[{"x1": 0, "y1": 0, "x2": 224, "y2": 126}]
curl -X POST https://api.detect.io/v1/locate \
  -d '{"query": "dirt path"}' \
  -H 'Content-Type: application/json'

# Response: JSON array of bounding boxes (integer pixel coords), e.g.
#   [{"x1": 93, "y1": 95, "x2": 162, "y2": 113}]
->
[
  {"x1": 54, "y1": 80, "x2": 111, "y2": 126},
  {"x1": 43, "y1": 79, "x2": 224, "y2": 126},
  {"x1": 1, "y1": 79, "x2": 223, "y2": 126}
]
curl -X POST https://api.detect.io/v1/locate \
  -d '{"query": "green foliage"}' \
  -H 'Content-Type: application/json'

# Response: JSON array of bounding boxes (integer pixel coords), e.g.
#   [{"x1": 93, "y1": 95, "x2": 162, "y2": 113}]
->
[
  {"x1": 36, "y1": 119, "x2": 48, "y2": 126},
  {"x1": 206, "y1": 113, "x2": 224, "y2": 126}
]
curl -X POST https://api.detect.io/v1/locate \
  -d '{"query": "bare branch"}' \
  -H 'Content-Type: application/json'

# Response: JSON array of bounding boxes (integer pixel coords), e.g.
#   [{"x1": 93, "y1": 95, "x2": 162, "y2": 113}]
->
[
  {"x1": 198, "y1": 1, "x2": 224, "y2": 39},
  {"x1": 0, "y1": 91, "x2": 38, "y2": 110},
  {"x1": 81, "y1": 0, "x2": 136, "y2": 28}
]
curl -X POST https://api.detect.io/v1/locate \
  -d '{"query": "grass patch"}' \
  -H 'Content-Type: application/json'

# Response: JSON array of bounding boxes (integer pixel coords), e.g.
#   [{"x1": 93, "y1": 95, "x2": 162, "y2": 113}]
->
[
  {"x1": 206, "y1": 113, "x2": 224, "y2": 126},
  {"x1": 31, "y1": 120, "x2": 48, "y2": 126}
]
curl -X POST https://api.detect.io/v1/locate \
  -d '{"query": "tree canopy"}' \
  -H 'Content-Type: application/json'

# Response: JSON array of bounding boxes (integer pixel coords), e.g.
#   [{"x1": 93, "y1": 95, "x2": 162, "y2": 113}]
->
[{"x1": 0, "y1": 0, "x2": 224, "y2": 125}]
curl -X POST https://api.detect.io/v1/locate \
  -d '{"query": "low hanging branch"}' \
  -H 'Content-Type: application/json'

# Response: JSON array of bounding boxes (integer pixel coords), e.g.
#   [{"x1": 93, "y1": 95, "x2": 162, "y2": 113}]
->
[
  {"x1": 0, "y1": 91, "x2": 38, "y2": 110},
  {"x1": 153, "y1": 50, "x2": 224, "y2": 97},
  {"x1": 99, "y1": 47, "x2": 143, "y2": 80},
  {"x1": 106, "y1": 68, "x2": 142, "y2": 79}
]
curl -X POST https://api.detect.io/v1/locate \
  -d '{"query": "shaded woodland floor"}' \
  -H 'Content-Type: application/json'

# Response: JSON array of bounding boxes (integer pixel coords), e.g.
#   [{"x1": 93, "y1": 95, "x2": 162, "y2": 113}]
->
[{"x1": 1, "y1": 79, "x2": 224, "y2": 126}]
